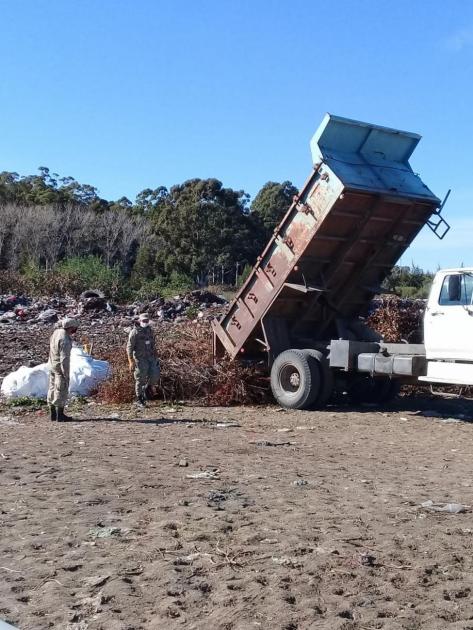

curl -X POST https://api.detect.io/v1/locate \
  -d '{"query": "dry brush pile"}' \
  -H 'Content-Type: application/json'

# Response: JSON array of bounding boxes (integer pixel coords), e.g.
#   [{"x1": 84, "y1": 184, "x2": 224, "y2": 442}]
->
[
  {"x1": 96, "y1": 322, "x2": 271, "y2": 406},
  {"x1": 367, "y1": 297, "x2": 426, "y2": 343}
]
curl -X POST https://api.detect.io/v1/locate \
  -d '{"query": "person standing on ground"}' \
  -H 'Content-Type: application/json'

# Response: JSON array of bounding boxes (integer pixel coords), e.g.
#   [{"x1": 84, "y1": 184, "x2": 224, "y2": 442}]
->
[
  {"x1": 127, "y1": 313, "x2": 160, "y2": 406},
  {"x1": 47, "y1": 317, "x2": 79, "y2": 422}
]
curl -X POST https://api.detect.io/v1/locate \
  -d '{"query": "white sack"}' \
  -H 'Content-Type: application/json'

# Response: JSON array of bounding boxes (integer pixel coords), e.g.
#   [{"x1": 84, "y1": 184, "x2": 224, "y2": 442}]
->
[{"x1": 0, "y1": 347, "x2": 110, "y2": 399}]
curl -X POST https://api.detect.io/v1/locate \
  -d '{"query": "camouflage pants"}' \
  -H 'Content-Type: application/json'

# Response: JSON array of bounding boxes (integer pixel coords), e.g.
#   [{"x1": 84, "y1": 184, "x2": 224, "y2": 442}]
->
[
  {"x1": 47, "y1": 370, "x2": 70, "y2": 407},
  {"x1": 134, "y1": 358, "x2": 160, "y2": 398}
]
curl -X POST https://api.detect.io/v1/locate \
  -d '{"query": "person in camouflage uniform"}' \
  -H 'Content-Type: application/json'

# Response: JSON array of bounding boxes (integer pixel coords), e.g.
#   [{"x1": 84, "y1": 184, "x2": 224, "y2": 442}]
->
[
  {"x1": 47, "y1": 317, "x2": 79, "y2": 422},
  {"x1": 127, "y1": 313, "x2": 160, "y2": 406}
]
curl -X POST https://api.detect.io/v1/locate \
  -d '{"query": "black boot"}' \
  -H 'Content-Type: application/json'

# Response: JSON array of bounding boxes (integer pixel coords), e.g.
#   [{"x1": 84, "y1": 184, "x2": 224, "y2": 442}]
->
[
  {"x1": 49, "y1": 405, "x2": 57, "y2": 422},
  {"x1": 56, "y1": 407, "x2": 74, "y2": 422}
]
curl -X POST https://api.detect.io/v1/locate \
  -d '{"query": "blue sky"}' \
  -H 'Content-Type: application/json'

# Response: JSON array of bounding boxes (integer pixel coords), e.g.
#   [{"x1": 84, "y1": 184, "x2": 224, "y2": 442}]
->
[{"x1": 1, "y1": 0, "x2": 472, "y2": 270}]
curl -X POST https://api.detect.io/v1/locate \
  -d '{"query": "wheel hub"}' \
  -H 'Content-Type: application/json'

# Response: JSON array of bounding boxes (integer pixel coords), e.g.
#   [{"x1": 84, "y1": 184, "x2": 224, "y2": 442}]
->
[
  {"x1": 289, "y1": 371, "x2": 300, "y2": 387},
  {"x1": 278, "y1": 362, "x2": 303, "y2": 395}
]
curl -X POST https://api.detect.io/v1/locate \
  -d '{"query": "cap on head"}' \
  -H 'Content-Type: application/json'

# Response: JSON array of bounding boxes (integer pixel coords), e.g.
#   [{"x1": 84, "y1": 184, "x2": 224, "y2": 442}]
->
[
  {"x1": 139, "y1": 313, "x2": 150, "y2": 322},
  {"x1": 62, "y1": 317, "x2": 79, "y2": 330}
]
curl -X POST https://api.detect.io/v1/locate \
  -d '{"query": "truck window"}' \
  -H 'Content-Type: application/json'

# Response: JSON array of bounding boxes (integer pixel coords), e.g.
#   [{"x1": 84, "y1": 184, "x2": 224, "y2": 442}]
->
[
  {"x1": 439, "y1": 274, "x2": 463, "y2": 305},
  {"x1": 465, "y1": 274, "x2": 473, "y2": 305}
]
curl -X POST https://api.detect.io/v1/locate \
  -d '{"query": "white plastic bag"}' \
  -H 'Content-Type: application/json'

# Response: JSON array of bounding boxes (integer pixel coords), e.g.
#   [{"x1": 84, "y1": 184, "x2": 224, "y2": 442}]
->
[
  {"x1": 68, "y1": 347, "x2": 110, "y2": 396},
  {"x1": 0, "y1": 347, "x2": 110, "y2": 399},
  {"x1": 1, "y1": 364, "x2": 49, "y2": 399}
]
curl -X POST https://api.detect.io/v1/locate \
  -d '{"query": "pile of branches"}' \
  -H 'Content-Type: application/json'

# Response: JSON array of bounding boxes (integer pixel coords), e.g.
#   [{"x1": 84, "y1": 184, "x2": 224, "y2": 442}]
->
[
  {"x1": 367, "y1": 297, "x2": 426, "y2": 343},
  {"x1": 96, "y1": 322, "x2": 270, "y2": 406}
]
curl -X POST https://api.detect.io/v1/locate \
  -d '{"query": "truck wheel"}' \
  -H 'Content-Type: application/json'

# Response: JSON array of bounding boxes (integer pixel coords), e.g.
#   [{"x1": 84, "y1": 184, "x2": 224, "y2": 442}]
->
[
  {"x1": 348, "y1": 377, "x2": 399, "y2": 405},
  {"x1": 271, "y1": 349, "x2": 321, "y2": 410},
  {"x1": 303, "y1": 349, "x2": 334, "y2": 408}
]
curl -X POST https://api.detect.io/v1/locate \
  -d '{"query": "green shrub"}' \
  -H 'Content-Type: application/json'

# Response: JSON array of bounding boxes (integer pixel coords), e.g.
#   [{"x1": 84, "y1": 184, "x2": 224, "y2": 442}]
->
[
  {"x1": 397, "y1": 279, "x2": 432, "y2": 299},
  {"x1": 134, "y1": 271, "x2": 195, "y2": 300},
  {"x1": 134, "y1": 277, "x2": 167, "y2": 300},
  {"x1": 237, "y1": 263, "x2": 253, "y2": 287},
  {"x1": 17, "y1": 261, "x2": 70, "y2": 296},
  {"x1": 55, "y1": 256, "x2": 124, "y2": 299},
  {"x1": 164, "y1": 271, "x2": 195, "y2": 297},
  {"x1": 3, "y1": 258, "x2": 196, "y2": 302},
  {"x1": 20, "y1": 260, "x2": 45, "y2": 293},
  {"x1": 12, "y1": 256, "x2": 127, "y2": 298}
]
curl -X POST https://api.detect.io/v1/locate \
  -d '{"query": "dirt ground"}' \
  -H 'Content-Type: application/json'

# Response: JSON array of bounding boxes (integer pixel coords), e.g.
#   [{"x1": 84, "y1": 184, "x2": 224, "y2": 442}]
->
[{"x1": 2, "y1": 396, "x2": 473, "y2": 630}]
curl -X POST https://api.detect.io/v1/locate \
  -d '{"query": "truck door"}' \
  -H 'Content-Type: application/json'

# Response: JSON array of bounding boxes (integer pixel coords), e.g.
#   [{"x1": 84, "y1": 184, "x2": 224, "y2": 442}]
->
[{"x1": 425, "y1": 272, "x2": 473, "y2": 360}]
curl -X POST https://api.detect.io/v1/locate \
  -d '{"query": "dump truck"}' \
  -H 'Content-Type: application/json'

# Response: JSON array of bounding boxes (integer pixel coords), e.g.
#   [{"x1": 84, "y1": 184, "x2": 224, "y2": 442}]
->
[{"x1": 212, "y1": 113, "x2": 472, "y2": 409}]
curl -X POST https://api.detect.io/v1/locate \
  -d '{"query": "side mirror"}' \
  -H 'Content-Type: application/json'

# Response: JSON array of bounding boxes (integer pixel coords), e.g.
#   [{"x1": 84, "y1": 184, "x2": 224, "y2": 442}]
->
[{"x1": 448, "y1": 275, "x2": 461, "y2": 302}]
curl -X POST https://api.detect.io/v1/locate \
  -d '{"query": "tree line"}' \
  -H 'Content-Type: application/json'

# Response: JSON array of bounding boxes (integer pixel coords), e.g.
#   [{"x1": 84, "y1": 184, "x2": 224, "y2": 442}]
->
[
  {"x1": 0, "y1": 168, "x2": 297, "y2": 293},
  {"x1": 0, "y1": 168, "x2": 434, "y2": 299}
]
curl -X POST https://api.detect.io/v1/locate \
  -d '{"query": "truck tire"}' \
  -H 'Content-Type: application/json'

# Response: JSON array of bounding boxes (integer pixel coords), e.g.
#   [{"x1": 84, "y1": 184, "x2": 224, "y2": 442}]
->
[
  {"x1": 303, "y1": 349, "x2": 334, "y2": 408},
  {"x1": 348, "y1": 376, "x2": 399, "y2": 405},
  {"x1": 270, "y1": 349, "x2": 321, "y2": 410}
]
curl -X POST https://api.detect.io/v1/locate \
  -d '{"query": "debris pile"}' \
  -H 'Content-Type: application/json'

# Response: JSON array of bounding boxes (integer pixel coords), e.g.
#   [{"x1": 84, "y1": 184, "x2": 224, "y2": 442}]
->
[
  {"x1": 125, "y1": 290, "x2": 228, "y2": 322},
  {"x1": 96, "y1": 322, "x2": 271, "y2": 406},
  {"x1": 79, "y1": 289, "x2": 114, "y2": 313},
  {"x1": 0, "y1": 294, "x2": 73, "y2": 324},
  {"x1": 367, "y1": 297, "x2": 426, "y2": 343},
  {"x1": 0, "y1": 289, "x2": 228, "y2": 326}
]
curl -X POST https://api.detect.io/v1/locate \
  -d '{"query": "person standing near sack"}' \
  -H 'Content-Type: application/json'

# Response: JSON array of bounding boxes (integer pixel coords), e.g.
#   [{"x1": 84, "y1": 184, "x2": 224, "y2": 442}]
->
[
  {"x1": 47, "y1": 317, "x2": 79, "y2": 422},
  {"x1": 127, "y1": 313, "x2": 160, "y2": 406}
]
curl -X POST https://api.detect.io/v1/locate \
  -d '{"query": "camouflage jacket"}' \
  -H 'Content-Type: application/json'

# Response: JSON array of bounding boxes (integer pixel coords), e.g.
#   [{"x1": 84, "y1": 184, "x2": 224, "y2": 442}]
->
[
  {"x1": 127, "y1": 325, "x2": 156, "y2": 361},
  {"x1": 48, "y1": 328, "x2": 72, "y2": 376}
]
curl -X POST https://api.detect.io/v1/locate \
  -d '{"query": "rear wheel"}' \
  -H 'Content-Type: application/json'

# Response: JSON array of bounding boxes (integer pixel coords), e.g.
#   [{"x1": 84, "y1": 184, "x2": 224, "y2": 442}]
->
[
  {"x1": 270, "y1": 349, "x2": 321, "y2": 410},
  {"x1": 304, "y1": 349, "x2": 334, "y2": 408}
]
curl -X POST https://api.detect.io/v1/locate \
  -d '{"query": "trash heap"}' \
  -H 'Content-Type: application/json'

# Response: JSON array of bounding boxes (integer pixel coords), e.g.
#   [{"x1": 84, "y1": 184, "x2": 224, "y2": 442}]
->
[
  {"x1": 124, "y1": 290, "x2": 228, "y2": 322},
  {"x1": 0, "y1": 294, "x2": 71, "y2": 324},
  {"x1": 0, "y1": 289, "x2": 228, "y2": 325}
]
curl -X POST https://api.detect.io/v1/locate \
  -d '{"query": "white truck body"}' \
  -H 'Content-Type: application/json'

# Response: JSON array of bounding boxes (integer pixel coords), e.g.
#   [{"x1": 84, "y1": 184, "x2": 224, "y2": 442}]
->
[
  {"x1": 329, "y1": 268, "x2": 473, "y2": 390},
  {"x1": 421, "y1": 268, "x2": 473, "y2": 385}
]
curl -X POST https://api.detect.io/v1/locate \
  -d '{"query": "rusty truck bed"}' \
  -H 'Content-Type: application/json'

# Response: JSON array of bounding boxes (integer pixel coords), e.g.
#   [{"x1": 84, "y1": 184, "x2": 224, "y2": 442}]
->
[{"x1": 212, "y1": 114, "x2": 446, "y2": 363}]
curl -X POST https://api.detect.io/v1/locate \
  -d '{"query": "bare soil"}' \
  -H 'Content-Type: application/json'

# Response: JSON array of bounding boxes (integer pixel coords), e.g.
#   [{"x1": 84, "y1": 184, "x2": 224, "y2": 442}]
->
[{"x1": 2, "y1": 396, "x2": 473, "y2": 630}]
